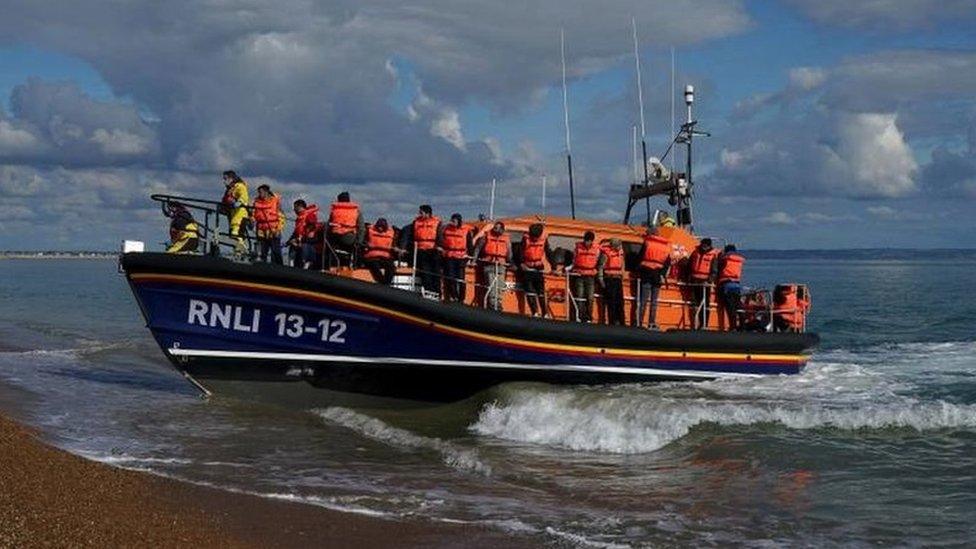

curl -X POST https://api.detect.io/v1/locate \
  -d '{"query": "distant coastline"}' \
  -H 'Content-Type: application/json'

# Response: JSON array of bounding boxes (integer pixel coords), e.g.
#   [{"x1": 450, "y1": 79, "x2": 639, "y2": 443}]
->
[{"x1": 0, "y1": 251, "x2": 115, "y2": 260}]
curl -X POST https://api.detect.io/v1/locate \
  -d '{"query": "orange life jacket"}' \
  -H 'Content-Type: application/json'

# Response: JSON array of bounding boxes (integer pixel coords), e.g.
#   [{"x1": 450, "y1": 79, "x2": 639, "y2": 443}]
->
[
  {"x1": 573, "y1": 242, "x2": 599, "y2": 276},
  {"x1": 364, "y1": 226, "x2": 395, "y2": 260},
  {"x1": 521, "y1": 233, "x2": 547, "y2": 269},
  {"x1": 293, "y1": 205, "x2": 319, "y2": 241},
  {"x1": 480, "y1": 232, "x2": 510, "y2": 264},
  {"x1": 441, "y1": 224, "x2": 469, "y2": 259},
  {"x1": 328, "y1": 202, "x2": 360, "y2": 235},
  {"x1": 601, "y1": 245, "x2": 624, "y2": 276},
  {"x1": 413, "y1": 216, "x2": 440, "y2": 251},
  {"x1": 775, "y1": 286, "x2": 809, "y2": 329},
  {"x1": 718, "y1": 252, "x2": 744, "y2": 284},
  {"x1": 688, "y1": 247, "x2": 719, "y2": 281},
  {"x1": 252, "y1": 195, "x2": 281, "y2": 234},
  {"x1": 640, "y1": 234, "x2": 671, "y2": 270}
]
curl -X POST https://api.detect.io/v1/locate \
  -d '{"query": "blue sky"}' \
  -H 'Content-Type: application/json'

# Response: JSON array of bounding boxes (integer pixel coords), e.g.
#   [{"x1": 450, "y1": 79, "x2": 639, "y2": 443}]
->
[{"x1": 1, "y1": 1, "x2": 975, "y2": 250}]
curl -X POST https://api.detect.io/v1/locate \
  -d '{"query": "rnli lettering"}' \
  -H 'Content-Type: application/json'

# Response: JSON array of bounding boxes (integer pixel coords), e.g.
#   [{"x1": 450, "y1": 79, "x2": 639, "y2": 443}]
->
[
  {"x1": 187, "y1": 299, "x2": 260, "y2": 333},
  {"x1": 186, "y1": 299, "x2": 347, "y2": 344}
]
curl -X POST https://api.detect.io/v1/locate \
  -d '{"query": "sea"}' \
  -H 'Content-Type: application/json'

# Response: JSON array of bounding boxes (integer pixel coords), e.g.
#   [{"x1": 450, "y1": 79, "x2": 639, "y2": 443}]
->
[{"x1": 1, "y1": 253, "x2": 974, "y2": 547}]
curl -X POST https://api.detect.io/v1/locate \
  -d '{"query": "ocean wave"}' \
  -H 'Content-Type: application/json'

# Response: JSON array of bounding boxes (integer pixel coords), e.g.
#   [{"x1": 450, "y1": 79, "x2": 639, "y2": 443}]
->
[
  {"x1": 313, "y1": 407, "x2": 492, "y2": 476},
  {"x1": 470, "y1": 390, "x2": 976, "y2": 454}
]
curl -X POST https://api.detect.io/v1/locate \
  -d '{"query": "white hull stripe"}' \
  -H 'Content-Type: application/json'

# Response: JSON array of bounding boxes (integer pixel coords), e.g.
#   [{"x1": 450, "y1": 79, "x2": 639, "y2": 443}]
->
[{"x1": 167, "y1": 348, "x2": 764, "y2": 379}]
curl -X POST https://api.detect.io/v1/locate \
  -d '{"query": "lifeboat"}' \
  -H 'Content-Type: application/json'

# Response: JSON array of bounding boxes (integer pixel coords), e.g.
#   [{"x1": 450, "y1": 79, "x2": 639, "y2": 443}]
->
[{"x1": 121, "y1": 207, "x2": 818, "y2": 404}]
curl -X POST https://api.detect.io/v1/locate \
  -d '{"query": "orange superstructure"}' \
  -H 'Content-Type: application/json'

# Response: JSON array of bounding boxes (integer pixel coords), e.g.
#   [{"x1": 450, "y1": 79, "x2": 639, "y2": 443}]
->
[{"x1": 332, "y1": 214, "x2": 791, "y2": 331}]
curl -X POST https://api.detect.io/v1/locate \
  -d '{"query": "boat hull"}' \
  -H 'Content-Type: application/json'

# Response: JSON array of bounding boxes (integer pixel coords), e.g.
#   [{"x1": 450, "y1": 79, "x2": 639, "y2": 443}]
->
[{"x1": 122, "y1": 253, "x2": 819, "y2": 402}]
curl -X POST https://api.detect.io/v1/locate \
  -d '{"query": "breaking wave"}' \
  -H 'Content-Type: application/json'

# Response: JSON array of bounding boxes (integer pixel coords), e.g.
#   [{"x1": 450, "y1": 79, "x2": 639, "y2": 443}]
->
[
  {"x1": 313, "y1": 407, "x2": 492, "y2": 476},
  {"x1": 471, "y1": 342, "x2": 976, "y2": 454}
]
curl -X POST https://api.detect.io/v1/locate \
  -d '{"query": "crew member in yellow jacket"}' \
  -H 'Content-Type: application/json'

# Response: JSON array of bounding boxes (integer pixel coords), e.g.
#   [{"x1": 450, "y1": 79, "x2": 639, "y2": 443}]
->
[{"x1": 221, "y1": 170, "x2": 250, "y2": 255}]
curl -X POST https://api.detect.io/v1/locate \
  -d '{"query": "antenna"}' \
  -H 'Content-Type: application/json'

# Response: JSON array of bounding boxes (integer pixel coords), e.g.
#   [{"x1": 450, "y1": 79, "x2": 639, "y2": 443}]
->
[
  {"x1": 489, "y1": 177, "x2": 497, "y2": 220},
  {"x1": 670, "y1": 46, "x2": 676, "y2": 172},
  {"x1": 541, "y1": 174, "x2": 547, "y2": 218},
  {"x1": 560, "y1": 28, "x2": 576, "y2": 219},
  {"x1": 632, "y1": 125, "x2": 639, "y2": 185},
  {"x1": 632, "y1": 17, "x2": 650, "y2": 224}
]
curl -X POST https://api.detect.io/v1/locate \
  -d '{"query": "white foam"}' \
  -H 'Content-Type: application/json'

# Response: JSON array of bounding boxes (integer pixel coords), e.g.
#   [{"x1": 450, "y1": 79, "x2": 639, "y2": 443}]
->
[
  {"x1": 471, "y1": 343, "x2": 976, "y2": 454},
  {"x1": 314, "y1": 407, "x2": 492, "y2": 476}
]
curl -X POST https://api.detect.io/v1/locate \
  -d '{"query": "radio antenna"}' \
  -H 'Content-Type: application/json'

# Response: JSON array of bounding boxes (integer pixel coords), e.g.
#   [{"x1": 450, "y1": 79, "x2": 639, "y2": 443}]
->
[
  {"x1": 560, "y1": 28, "x2": 576, "y2": 219},
  {"x1": 541, "y1": 174, "x2": 548, "y2": 218},
  {"x1": 632, "y1": 17, "x2": 651, "y2": 224},
  {"x1": 670, "y1": 46, "x2": 676, "y2": 173}
]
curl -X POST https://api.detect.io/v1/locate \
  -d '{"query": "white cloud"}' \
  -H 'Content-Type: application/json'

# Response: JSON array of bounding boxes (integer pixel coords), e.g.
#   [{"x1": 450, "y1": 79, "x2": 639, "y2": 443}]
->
[
  {"x1": 788, "y1": 0, "x2": 976, "y2": 30},
  {"x1": 832, "y1": 113, "x2": 918, "y2": 197}
]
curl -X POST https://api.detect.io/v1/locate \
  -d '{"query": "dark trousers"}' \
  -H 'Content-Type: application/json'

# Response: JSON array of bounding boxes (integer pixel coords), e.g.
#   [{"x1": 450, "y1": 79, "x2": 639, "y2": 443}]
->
[
  {"x1": 636, "y1": 268, "x2": 664, "y2": 328},
  {"x1": 719, "y1": 282, "x2": 742, "y2": 330},
  {"x1": 692, "y1": 281, "x2": 711, "y2": 329},
  {"x1": 258, "y1": 235, "x2": 283, "y2": 265},
  {"x1": 573, "y1": 275, "x2": 595, "y2": 322},
  {"x1": 290, "y1": 243, "x2": 305, "y2": 268},
  {"x1": 442, "y1": 257, "x2": 467, "y2": 302},
  {"x1": 521, "y1": 269, "x2": 547, "y2": 316},
  {"x1": 602, "y1": 276, "x2": 625, "y2": 325},
  {"x1": 416, "y1": 249, "x2": 440, "y2": 294},
  {"x1": 327, "y1": 232, "x2": 356, "y2": 268},
  {"x1": 365, "y1": 257, "x2": 395, "y2": 285}
]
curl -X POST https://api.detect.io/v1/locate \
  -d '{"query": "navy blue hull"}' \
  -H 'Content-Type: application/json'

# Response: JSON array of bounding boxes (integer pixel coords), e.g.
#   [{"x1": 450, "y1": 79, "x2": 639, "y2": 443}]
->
[{"x1": 122, "y1": 253, "x2": 818, "y2": 402}]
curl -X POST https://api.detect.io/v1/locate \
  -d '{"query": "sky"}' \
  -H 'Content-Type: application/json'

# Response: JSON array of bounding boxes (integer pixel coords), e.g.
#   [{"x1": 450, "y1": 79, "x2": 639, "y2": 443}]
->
[{"x1": 1, "y1": 0, "x2": 975, "y2": 250}]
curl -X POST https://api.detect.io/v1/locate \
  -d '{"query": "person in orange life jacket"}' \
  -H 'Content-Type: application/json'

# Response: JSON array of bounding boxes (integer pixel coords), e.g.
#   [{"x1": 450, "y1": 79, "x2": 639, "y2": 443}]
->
[
  {"x1": 220, "y1": 170, "x2": 250, "y2": 255},
  {"x1": 716, "y1": 244, "x2": 745, "y2": 330},
  {"x1": 635, "y1": 225, "x2": 672, "y2": 330},
  {"x1": 473, "y1": 221, "x2": 512, "y2": 311},
  {"x1": 571, "y1": 231, "x2": 599, "y2": 323},
  {"x1": 286, "y1": 200, "x2": 320, "y2": 268},
  {"x1": 519, "y1": 223, "x2": 553, "y2": 318},
  {"x1": 439, "y1": 213, "x2": 472, "y2": 303},
  {"x1": 363, "y1": 217, "x2": 399, "y2": 285},
  {"x1": 400, "y1": 204, "x2": 443, "y2": 296},
  {"x1": 597, "y1": 238, "x2": 626, "y2": 326},
  {"x1": 251, "y1": 184, "x2": 284, "y2": 265},
  {"x1": 687, "y1": 237, "x2": 720, "y2": 329},
  {"x1": 326, "y1": 192, "x2": 363, "y2": 268},
  {"x1": 774, "y1": 285, "x2": 809, "y2": 333}
]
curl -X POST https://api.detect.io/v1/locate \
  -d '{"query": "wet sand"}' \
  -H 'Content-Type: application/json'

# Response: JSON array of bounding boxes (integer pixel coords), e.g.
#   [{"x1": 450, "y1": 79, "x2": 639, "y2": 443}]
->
[{"x1": 0, "y1": 412, "x2": 537, "y2": 547}]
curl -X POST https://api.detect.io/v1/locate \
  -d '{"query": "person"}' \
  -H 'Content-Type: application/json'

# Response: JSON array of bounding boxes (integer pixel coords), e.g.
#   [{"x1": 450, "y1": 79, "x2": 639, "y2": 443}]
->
[
  {"x1": 286, "y1": 200, "x2": 319, "y2": 268},
  {"x1": 251, "y1": 184, "x2": 285, "y2": 265},
  {"x1": 774, "y1": 285, "x2": 810, "y2": 332},
  {"x1": 519, "y1": 223, "x2": 552, "y2": 318},
  {"x1": 598, "y1": 238, "x2": 626, "y2": 325},
  {"x1": 439, "y1": 213, "x2": 472, "y2": 302},
  {"x1": 571, "y1": 231, "x2": 599, "y2": 323},
  {"x1": 220, "y1": 170, "x2": 249, "y2": 256},
  {"x1": 657, "y1": 212, "x2": 676, "y2": 228},
  {"x1": 635, "y1": 226, "x2": 671, "y2": 330},
  {"x1": 687, "y1": 238, "x2": 719, "y2": 329},
  {"x1": 473, "y1": 221, "x2": 512, "y2": 311},
  {"x1": 401, "y1": 205, "x2": 442, "y2": 296},
  {"x1": 326, "y1": 191, "x2": 363, "y2": 268},
  {"x1": 716, "y1": 244, "x2": 745, "y2": 330},
  {"x1": 363, "y1": 218, "x2": 398, "y2": 285},
  {"x1": 165, "y1": 203, "x2": 199, "y2": 254}
]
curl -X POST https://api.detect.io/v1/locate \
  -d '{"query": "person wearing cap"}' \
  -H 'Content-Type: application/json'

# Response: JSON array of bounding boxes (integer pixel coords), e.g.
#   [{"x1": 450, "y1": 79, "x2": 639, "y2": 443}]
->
[
  {"x1": 687, "y1": 237, "x2": 720, "y2": 329},
  {"x1": 473, "y1": 221, "x2": 512, "y2": 311},
  {"x1": 400, "y1": 204, "x2": 443, "y2": 296},
  {"x1": 363, "y1": 217, "x2": 398, "y2": 285},
  {"x1": 597, "y1": 238, "x2": 626, "y2": 325},
  {"x1": 571, "y1": 231, "x2": 599, "y2": 323},
  {"x1": 519, "y1": 223, "x2": 553, "y2": 318},
  {"x1": 439, "y1": 213, "x2": 472, "y2": 302}
]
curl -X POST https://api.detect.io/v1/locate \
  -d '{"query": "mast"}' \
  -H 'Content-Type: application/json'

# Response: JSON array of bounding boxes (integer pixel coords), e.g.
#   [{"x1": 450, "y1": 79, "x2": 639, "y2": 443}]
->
[
  {"x1": 541, "y1": 174, "x2": 547, "y2": 218},
  {"x1": 632, "y1": 17, "x2": 650, "y2": 224},
  {"x1": 670, "y1": 46, "x2": 676, "y2": 173},
  {"x1": 560, "y1": 28, "x2": 576, "y2": 219},
  {"x1": 489, "y1": 177, "x2": 497, "y2": 220}
]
